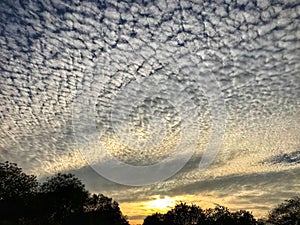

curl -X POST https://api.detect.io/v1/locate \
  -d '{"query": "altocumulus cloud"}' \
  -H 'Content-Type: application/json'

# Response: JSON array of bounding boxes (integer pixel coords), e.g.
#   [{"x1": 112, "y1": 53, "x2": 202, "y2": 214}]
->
[{"x1": 0, "y1": 0, "x2": 299, "y2": 222}]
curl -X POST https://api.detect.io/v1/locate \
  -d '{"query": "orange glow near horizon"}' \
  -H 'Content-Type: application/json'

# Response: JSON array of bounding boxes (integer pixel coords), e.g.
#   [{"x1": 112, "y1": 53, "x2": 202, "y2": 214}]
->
[
  {"x1": 119, "y1": 194, "x2": 268, "y2": 225},
  {"x1": 120, "y1": 195, "x2": 217, "y2": 225}
]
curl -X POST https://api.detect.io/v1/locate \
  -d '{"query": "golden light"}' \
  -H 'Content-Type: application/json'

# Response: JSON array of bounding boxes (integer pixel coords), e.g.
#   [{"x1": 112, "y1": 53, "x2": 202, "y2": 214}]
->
[{"x1": 146, "y1": 196, "x2": 176, "y2": 211}]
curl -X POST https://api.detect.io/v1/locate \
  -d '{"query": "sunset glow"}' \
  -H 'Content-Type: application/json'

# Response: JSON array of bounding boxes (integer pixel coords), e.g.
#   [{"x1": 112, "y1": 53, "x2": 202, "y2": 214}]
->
[{"x1": 146, "y1": 196, "x2": 176, "y2": 211}]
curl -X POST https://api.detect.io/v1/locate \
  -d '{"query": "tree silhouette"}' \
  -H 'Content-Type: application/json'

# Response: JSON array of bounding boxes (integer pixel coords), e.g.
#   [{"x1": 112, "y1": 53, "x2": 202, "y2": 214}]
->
[
  {"x1": 257, "y1": 218, "x2": 267, "y2": 225},
  {"x1": 143, "y1": 213, "x2": 164, "y2": 225},
  {"x1": 0, "y1": 161, "x2": 38, "y2": 223},
  {"x1": 1, "y1": 161, "x2": 299, "y2": 225},
  {"x1": 0, "y1": 162, "x2": 38, "y2": 201},
  {"x1": 267, "y1": 196, "x2": 300, "y2": 225},
  {"x1": 203, "y1": 205, "x2": 235, "y2": 225},
  {"x1": 0, "y1": 162, "x2": 130, "y2": 225},
  {"x1": 232, "y1": 210, "x2": 258, "y2": 225},
  {"x1": 164, "y1": 203, "x2": 205, "y2": 225},
  {"x1": 143, "y1": 203, "x2": 260, "y2": 225},
  {"x1": 143, "y1": 203, "x2": 205, "y2": 225},
  {"x1": 83, "y1": 194, "x2": 129, "y2": 225},
  {"x1": 39, "y1": 173, "x2": 89, "y2": 225}
]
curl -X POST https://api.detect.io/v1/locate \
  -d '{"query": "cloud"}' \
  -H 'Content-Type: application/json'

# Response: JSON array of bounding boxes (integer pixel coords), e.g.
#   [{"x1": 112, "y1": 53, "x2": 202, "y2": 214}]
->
[
  {"x1": 267, "y1": 150, "x2": 300, "y2": 164},
  {"x1": 0, "y1": 0, "x2": 299, "y2": 222}
]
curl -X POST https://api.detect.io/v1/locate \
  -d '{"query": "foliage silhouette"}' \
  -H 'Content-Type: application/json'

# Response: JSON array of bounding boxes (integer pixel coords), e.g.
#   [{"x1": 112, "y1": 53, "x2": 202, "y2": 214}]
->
[
  {"x1": 164, "y1": 203, "x2": 205, "y2": 225},
  {"x1": 1, "y1": 161, "x2": 299, "y2": 225},
  {"x1": 231, "y1": 210, "x2": 258, "y2": 225},
  {"x1": 202, "y1": 206, "x2": 258, "y2": 225},
  {"x1": 83, "y1": 194, "x2": 129, "y2": 225},
  {"x1": 267, "y1": 196, "x2": 300, "y2": 225},
  {"x1": 143, "y1": 204, "x2": 260, "y2": 225},
  {"x1": 0, "y1": 161, "x2": 38, "y2": 223},
  {"x1": 204, "y1": 205, "x2": 235, "y2": 225},
  {"x1": 0, "y1": 162, "x2": 129, "y2": 225},
  {"x1": 39, "y1": 173, "x2": 89, "y2": 225},
  {"x1": 142, "y1": 213, "x2": 164, "y2": 225}
]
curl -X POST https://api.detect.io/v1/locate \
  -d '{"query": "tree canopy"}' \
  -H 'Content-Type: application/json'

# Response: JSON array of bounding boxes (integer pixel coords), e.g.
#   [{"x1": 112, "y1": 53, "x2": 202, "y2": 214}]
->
[
  {"x1": 0, "y1": 161, "x2": 129, "y2": 225},
  {"x1": 267, "y1": 196, "x2": 300, "y2": 225},
  {"x1": 0, "y1": 161, "x2": 38, "y2": 223},
  {"x1": 83, "y1": 194, "x2": 129, "y2": 225},
  {"x1": 142, "y1": 203, "x2": 260, "y2": 225},
  {"x1": 163, "y1": 203, "x2": 205, "y2": 225},
  {"x1": 142, "y1": 199, "x2": 300, "y2": 225},
  {"x1": 0, "y1": 161, "x2": 38, "y2": 201}
]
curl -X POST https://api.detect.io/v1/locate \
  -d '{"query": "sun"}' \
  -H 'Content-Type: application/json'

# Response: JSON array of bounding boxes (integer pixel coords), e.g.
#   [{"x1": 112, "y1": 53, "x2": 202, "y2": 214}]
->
[{"x1": 146, "y1": 196, "x2": 176, "y2": 211}]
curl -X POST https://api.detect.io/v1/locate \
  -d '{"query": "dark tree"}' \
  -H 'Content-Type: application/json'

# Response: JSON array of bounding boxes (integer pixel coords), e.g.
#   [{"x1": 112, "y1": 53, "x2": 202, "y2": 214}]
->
[
  {"x1": 143, "y1": 213, "x2": 164, "y2": 225},
  {"x1": 203, "y1": 206, "x2": 258, "y2": 225},
  {"x1": 163, "y1": 202, "x2": 205, "y2": 225},
  {"x1": 232, "y1": 210, "x2": 258, "y2": 225},
  {"x1": 257, "y1": 218, "x2": 267, "y2": 225},
  {"x1": 0, "y1": 161, "x2": 38, "y2": 201},
  {"x1": 142, "y1": 203, "x2": 260, "y2": 225},
  {"x1": 267, "y1": 196, "x2": 300, "y2": 225},
  {"x1": 0, "y1": 162, "x2": 131, "y2": 225},
  {"x1": 39, "y1": 173, "x2": 89, "y2": 225},
  {"x1": 203, "y1": 205, "x2": 235, "y2": 225},
  {"x1": 83, "y1": 194, "x2": 129, "y2": 225},
  {"x1": 0, "y1": 161, "x2": 38, "y2": 223}
]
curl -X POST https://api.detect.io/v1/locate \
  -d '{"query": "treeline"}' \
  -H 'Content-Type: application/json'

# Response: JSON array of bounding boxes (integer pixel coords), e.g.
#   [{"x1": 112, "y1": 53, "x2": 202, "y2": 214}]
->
[
  {"x1": 0, "y1": 161, "x2": 129, "y2": 225},
  {"x1": 1, "y1": 161, "x2": 299, "y2": 225},
  {"x1": 142, "y1": 198, "x2": 300, "y2": 225}
]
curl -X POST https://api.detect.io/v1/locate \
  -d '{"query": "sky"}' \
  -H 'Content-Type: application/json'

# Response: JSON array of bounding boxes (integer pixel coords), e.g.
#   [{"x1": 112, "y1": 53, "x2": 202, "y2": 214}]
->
[{"x1": 0, "y1": 0, "x2": 299, "y2": 224}]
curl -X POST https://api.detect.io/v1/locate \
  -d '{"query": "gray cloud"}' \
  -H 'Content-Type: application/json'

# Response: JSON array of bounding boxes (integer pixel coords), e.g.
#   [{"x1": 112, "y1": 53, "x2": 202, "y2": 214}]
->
[{"x1": 267, "y1": 149, "x2": 300, "y2": 164}]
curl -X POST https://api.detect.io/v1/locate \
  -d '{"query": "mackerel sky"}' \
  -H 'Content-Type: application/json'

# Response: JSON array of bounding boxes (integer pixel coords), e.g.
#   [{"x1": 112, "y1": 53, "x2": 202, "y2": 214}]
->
[{"x1": 0, "y1": 0, "x2": 299, "y2": 224}]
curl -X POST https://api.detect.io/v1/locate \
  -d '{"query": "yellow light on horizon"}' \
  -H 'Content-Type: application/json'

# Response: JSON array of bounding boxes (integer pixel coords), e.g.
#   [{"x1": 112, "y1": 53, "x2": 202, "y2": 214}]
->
[{"x1": 146, "y1": 196, "x2": 176, "y2": 211}]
